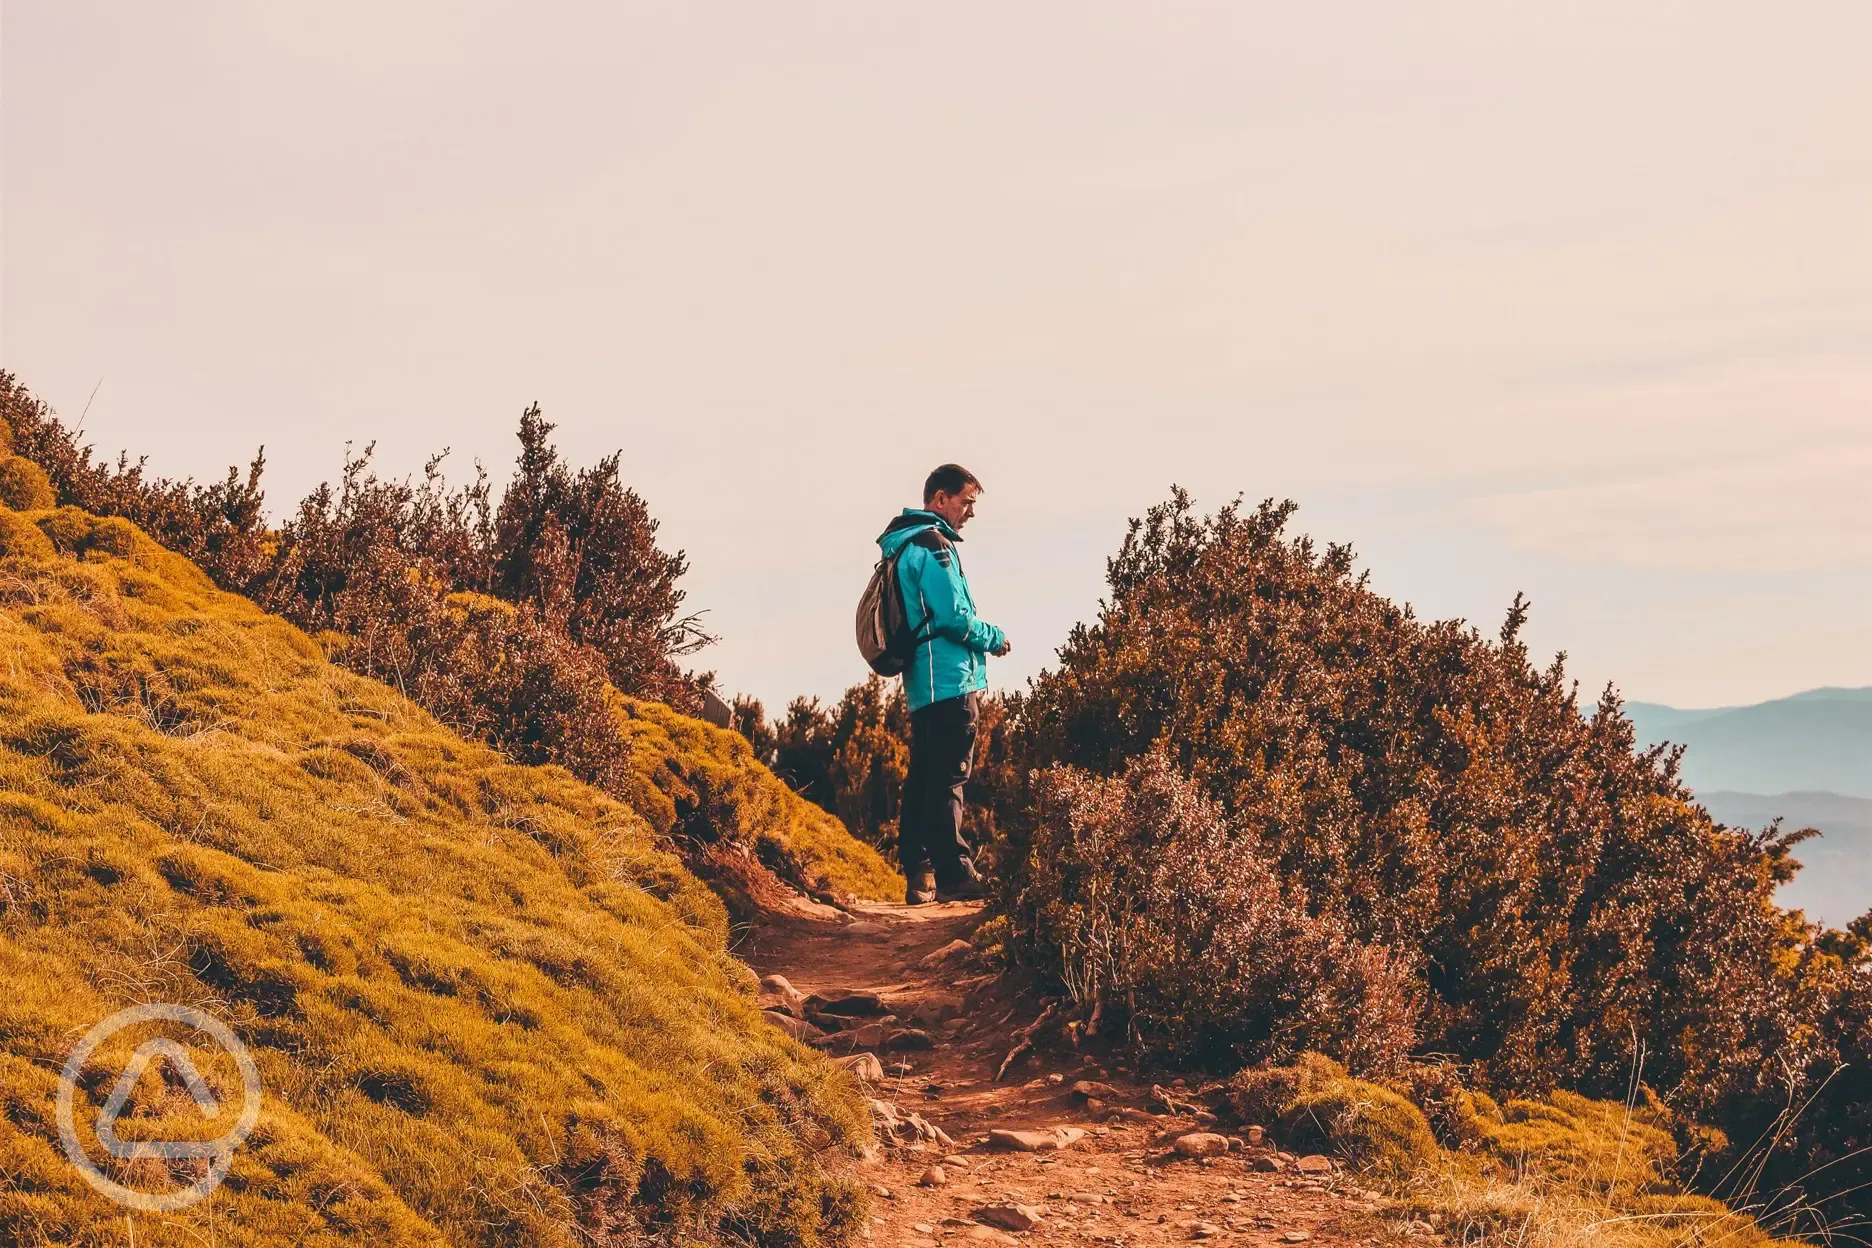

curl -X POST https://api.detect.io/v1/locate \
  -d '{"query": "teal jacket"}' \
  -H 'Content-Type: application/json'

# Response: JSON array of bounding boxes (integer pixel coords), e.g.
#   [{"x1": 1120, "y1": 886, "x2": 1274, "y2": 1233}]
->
[{"x1": 878, "y1": 510, "x2": 1006, "y2": 712}]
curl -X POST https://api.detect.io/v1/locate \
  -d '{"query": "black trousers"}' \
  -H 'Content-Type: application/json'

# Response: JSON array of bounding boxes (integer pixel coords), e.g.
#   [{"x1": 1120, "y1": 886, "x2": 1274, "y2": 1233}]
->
[{"x1": 900, "y1": 692, "x2": 979, "y2": 887}]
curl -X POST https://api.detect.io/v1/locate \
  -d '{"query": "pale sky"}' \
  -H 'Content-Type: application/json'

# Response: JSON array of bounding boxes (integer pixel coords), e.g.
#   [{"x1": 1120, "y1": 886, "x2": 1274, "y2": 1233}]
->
[{"x1": 5, "y1": 2, "x2": 1869, "y2": 713}]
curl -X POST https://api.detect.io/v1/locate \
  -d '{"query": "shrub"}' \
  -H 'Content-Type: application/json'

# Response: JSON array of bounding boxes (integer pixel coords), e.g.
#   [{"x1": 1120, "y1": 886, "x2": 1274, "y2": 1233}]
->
[
  {"x1": 1011, "y1": 750, "x2": 1420, "y2": 1071},
  {"x1": 1003, "y1": 490, "x2": 1835, "y2": 1114}
]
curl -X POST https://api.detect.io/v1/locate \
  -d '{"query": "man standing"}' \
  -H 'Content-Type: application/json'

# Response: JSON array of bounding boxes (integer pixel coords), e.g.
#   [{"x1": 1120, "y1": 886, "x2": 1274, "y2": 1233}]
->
[{"x1": 876, "y1": 464, "x2": 1010, "y2": 904}]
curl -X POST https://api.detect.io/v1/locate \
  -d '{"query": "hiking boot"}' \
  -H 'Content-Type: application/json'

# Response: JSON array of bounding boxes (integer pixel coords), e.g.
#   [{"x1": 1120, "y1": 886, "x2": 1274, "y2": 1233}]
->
[
  {"x1": 935, "y1": 860, "x2": 987, "y2": 903},
  {"x1": 905, "y1": 866, "x2": 937, "y2": 906},
  {"x1": 935, "y1": 873, "x2": 987, "y2": 903}
]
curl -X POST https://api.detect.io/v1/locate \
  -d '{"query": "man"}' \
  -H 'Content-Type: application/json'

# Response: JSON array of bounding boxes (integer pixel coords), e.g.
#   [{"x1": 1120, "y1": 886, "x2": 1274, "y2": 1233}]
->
[{"x1": 876, "y1": 464, "x2": 1010, "y2": 904}]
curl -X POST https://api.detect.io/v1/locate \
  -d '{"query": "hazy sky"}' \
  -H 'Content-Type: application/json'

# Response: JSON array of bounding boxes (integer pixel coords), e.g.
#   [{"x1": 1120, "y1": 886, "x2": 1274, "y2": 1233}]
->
[{"x1": 5, "y1": 3, "x2": 1869, "y2": 712}]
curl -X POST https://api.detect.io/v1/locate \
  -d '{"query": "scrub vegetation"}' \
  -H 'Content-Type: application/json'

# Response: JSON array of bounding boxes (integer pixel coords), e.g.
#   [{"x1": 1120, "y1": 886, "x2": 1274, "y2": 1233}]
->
[
  {"x1": 0, "y1": 494, "x2": 870, "y2": 1245},
  {"x1": 0, "y1": 373, "x2": 899, "y2": 904}
]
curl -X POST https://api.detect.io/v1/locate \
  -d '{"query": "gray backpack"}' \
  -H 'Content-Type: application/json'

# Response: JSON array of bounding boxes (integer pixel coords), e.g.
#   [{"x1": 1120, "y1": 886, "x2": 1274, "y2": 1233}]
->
[{"x1": 856, "y1": 532, "x2": 945, "y2": 676}]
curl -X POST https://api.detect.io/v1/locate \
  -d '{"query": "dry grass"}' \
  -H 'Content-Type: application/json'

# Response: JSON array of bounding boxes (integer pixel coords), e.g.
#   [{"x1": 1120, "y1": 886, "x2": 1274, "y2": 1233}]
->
[
  {"x1": 0, "y1": 503, "x2": 871, "y2": 1246},
  {"x1": 1233, "y1": 1056, "x2": 1813, "y2": 1248}
]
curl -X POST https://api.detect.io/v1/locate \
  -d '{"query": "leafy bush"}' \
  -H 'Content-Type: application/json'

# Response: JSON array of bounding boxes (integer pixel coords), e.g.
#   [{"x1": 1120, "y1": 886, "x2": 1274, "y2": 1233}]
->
[
  {"x1": 0, "y1": 504, "x2": 868, "y2": 1246},
  {"x1": 1001, "y1": 491, "x2": 1836, "y2": 1113},
  {"x1": 1012, "y1": 750, "x2": 1421, "y2": 1071}
]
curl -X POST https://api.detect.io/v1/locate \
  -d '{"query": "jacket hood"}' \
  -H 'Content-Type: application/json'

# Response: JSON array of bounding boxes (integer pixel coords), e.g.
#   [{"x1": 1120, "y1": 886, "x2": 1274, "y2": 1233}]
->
[{"x1": 878, "y1": 509, "x2": 962, "y2": 557}]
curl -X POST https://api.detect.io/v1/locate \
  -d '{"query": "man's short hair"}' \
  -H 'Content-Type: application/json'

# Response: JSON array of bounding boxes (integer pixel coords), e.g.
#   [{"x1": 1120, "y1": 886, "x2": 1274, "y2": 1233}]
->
[{"x1": 924, "y1": 464, "x2": 982, "y2": 504}]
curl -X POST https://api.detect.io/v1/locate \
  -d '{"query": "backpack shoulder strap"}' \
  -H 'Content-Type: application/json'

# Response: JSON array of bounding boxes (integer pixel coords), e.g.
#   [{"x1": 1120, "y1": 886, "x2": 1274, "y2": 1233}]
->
[{"x1": 909, "y1": 527, "x2": 954, "y2": 566}]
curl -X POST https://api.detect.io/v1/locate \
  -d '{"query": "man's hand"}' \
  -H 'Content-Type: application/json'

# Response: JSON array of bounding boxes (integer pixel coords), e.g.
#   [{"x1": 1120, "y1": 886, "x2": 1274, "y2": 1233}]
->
[{"x1": 992, "y1": 638, "x2": 1012, "y2": 657}]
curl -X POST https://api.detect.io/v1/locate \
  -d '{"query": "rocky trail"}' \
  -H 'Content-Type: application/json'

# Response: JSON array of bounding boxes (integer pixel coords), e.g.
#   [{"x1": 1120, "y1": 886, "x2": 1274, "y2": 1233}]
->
[{"x1": 740, "y1": 901, "x2": 1426, "y2": 1248}]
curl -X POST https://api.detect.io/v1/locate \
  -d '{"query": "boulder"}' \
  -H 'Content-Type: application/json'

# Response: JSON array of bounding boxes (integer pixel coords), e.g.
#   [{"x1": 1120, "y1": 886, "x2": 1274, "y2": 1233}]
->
[
  {"x1": 1071, "y1": 1079, "x2": 1120, "y2": 1100},
  {"x1": 1295, "y1": 1154, "x2": 1334, "y2": 1175}
]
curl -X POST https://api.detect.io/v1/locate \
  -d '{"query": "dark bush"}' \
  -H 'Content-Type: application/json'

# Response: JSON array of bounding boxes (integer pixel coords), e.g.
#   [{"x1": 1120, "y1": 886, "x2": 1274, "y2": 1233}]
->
[
  {"x1": 1001, "y1": 490, "x2": 1835, "y2": 1115},
  {"x1": 0, "y1": 370, "x2": 700, "y2": 804},
  {"x1": 1015, "y1": 749, "x2": 1421, "y2": 1071}
]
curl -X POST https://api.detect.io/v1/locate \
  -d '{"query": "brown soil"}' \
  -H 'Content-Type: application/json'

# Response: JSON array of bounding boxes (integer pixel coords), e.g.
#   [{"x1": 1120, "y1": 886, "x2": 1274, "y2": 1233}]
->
[{"x1": 739, "y1": 900, "x2": 1425, "y2": 1248}]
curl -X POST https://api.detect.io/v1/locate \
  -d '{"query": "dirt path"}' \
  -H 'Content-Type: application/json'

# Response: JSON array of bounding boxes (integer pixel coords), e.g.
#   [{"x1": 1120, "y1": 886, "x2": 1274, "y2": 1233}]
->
[{"x1": 740, "y1": 901, "x2": 1415, "y2": 1248}]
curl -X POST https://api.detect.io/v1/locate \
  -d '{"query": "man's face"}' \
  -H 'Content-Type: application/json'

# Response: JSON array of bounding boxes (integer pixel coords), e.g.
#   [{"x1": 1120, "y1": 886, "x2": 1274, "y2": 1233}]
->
[{"x1": 929, "y1": 483, "x2": 981, "y2": 531}]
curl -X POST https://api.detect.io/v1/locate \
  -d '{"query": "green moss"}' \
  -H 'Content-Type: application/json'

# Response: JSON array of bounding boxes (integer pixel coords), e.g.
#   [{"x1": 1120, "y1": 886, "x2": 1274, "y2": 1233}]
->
[
  {"x1": 1279, "y1": 1079, "x2": 1440, "y2": 1177},
  {"x1": 615, "y1": 696, "x2": 902, "y2": 903},
  {"x1": 1231, "y1": 1055, "x2": 1436, "y2": 1177},
  {"x1": 0, "y1": 505, "x2": 871, "y2": 1246},
  {"x1": 0, "y1": 455, "x2": 54, "y2": 510}
]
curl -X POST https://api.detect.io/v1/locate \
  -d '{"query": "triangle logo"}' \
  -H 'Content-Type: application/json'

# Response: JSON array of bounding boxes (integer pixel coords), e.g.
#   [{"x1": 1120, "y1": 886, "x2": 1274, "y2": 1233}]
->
[{"x1": 94, "y1": 1038, "x2": 229, "y2": 1161}]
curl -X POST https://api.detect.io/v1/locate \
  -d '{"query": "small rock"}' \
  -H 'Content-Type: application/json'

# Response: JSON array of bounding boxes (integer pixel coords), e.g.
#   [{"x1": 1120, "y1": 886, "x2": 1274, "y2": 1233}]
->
[
  {"x1": 870, "y1": 1184, "x2": 893, "y2": 1198},
  {"x1": 967, "y1": 1228, "x2": 1016, "y2": 1244},
  {"x1": 835, "y1": 1052, "x2": 886, "y2": 1083},
  {"x1": 1172, "y1": 1132, "x2": 1231, "y2": 1158},
  {"x1": 1046, "y1": 1072, "x2": 1066, "y2": 1086},
  {"x1": 942, "y1": 1017, "x2": 970, "y2": 1033},
  {"x1": 913, "y1": 1223, "x2": 935, "y2": 1235},
  {"x1": 905, "y1": 1113, "x2": 956, "y2": 1149},
  {"x1": 812, "y1": 1022, "x2": 890, "y2": 1052},
  {"x1": 1188, "y1": 1223, "x2": 1222, "y2": 1240},
  {"x1": 910, "y1": 992, "x2": 966, "y2": 1025},
  {"x1": 1249, "y1": 1155, "x2": 1287, "y2": 1173},
  {"x1": 1295, "y1": 1155, "x2": 1334, "y2": 1175},
  {"x1": 918, "y1": 938, "x2": 973, "y2": 969},
  {"x1": 941, "y1": 1153, "x2": 970, "y2": 1168},
  {"x1": 1282, "y1": 1234, "x2": 1311, "y2": 1244},
  {"x1": 917, "y1": 1166, "x2": 947, "y2": 1187},
  {"x1": 1243, "y1": 1125, "x2": 1266, "y2": 1145},
  {"x1": 977, "y1": 1204, "x2": 1044, "y2": 1232},
  {"x1": 762, "y1": 1010, "x2": 824, "y2": 1042},
  {"x1": 885, "y1": 1028, "x2": 935, "y2": 1051},
  {"x1": 759, "y1": 974, "x2": 808, "y2": 1017},
  {"x1": 1071, "y1": 1080, "x2": 1120, "y2": 1100},
  {"x1": 806, "y1": 988, "x2": 887, "y2": 1016}
]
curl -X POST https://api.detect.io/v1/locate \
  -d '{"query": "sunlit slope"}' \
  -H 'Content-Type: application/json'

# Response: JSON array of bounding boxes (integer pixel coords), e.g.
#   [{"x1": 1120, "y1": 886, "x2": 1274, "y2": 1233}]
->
[
  {"x1": 0, "y1": 506, "x2": 868, "y2": 1247},
  {"x1": 615, "y1": 696, "x2": 902, "y2": 904}
]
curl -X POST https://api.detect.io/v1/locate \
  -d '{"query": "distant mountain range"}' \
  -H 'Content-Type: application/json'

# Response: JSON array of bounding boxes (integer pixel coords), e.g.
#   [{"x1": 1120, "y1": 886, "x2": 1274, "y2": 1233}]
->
[{"x1": 1623, "y1": 687, "x2": 1872, "y2": 926}]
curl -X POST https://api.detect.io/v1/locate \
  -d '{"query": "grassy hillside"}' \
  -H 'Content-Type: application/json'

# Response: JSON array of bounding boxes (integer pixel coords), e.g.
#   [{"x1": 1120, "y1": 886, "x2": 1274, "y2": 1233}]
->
[
  {"x1": 0, "y1": 504, "x2": 870, "y2": 1245},
  {"x1": 613, "y1": 695, "x2": 902, "y2": 906}
]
